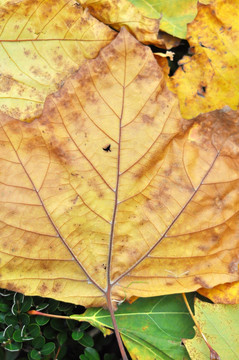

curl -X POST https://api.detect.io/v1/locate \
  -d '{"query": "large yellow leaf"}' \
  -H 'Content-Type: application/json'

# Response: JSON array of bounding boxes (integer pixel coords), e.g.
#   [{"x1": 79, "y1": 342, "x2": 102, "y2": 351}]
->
[
  {"x1": 169, "y1": 0, "x2": 239, "y2": 119},
  {"x1": 0, "y1": 29, "x2": 239, "y2": 308},
  {"x1": 0, "y1": 0, "x2": 115, "y2": 121}
]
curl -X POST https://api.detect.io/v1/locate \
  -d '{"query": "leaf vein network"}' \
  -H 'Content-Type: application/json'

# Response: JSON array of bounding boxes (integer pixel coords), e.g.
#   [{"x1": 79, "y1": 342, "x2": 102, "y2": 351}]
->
[
  {"x1": 16, "y1": 0, "x2": 47, "y2": 40},
  {"x1": 52, "y1": 97, "x2": 115, "y2": 192},
  {"x1": 0, "y1": 43, "x2": 49, "y2": 87}
]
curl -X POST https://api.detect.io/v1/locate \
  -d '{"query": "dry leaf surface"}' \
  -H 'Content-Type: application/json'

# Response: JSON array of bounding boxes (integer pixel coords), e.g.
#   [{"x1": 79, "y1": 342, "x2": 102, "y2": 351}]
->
[
  {"x1": 0, "y1": 29, "x2": 239, "y2": 307},
  {"x1": 0, "y1": 0, "x2": 115, "y2": 121},
  {"x1": 198, "y1": 281, "x2": 239, "y2": 304},
  {"x1": 169, "y1": 0, "x2": 239, "y2": 119},
  {"x1": 79, "y1": 0, "x2": 166, "y2": 47}
]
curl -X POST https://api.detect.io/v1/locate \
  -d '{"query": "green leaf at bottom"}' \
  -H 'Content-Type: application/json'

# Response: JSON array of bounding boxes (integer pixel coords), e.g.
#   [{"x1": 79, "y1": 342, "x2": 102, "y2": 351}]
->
[{"x1": 72, "y1": 295, "x2": 194, "y2": 360}]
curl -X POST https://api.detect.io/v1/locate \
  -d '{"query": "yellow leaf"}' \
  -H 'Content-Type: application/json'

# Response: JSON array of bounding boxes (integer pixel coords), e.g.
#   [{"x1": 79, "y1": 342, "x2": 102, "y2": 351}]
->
[
  {"x1": 79, "y1": 0, "x2": 164, "y2": 46},
  {"x1": 198, "y1": 281, "x2": 239, "y2": 304},
  {"x1": 0, "y1": 0, "x2": 115, "y2": 121},
  {"x1": 0, "y1": 29, "x2": 239, "y2": 307},
  {"x1": 169, "y1": 0, "x2": 239, "y2": 119}
]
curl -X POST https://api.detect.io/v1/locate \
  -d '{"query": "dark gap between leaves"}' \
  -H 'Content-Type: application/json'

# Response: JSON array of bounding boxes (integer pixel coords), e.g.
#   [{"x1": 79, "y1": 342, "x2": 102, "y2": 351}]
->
[{"x1": 149, "y1": 39, "x2": 190, "y2": 76}]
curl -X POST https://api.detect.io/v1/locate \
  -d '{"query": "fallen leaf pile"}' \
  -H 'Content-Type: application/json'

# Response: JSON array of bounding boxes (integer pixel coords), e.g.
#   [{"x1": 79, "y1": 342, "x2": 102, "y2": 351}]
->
[{"x1": 0, "y1": 0, "x2": 238, "y2": 359}]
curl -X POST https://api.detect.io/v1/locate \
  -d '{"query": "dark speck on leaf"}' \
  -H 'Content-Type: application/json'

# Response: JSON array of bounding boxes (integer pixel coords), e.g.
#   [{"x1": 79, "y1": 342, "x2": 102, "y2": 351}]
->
[{"x1": 103, "y1": 144, "x2": 111, "y2": 152}]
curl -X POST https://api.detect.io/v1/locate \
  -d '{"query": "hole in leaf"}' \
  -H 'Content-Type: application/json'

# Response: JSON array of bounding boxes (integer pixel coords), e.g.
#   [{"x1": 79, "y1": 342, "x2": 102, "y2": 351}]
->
[{"x1": 197, "y1": 84, "x2": 207, "y2": 98}]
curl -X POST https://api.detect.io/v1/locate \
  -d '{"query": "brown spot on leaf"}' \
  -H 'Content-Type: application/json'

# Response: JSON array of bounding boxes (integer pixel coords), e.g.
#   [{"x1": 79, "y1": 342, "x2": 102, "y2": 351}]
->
[
  {"x1": 211, "y1": 235, "x2": 219, "y2": 243},
  {"x1": 52, "y1": 282, "x2": 63, "y2": 293},
  {"x1": 24, "y1": 49, "x2": 30, "y2": 56},
  {"x1": 0, "y1": 76, "x2": 14, "y2": 93},
  {"x1": 39, "y1": 282, "x2": 48, "y2": 294},
  {"x1": 134, "y1": 147, "x2": 164, "y2": 179},
  {"x1": 228, "y1": 258, "x2": 239, "y2": 273},
  {"x1": 5, "y1": 283, "x2": 26, "y2": 293},
  {"x1": 49, "y1": 142, "x2": 72, "y2": 165},
  {"x1": 197, "y1": 245, "x2": 209, "y2": 252},
  {"x1": 72, "y1": 195, "x2": 79, "y2": 204},
  {"x1": 142, "y1": 114, "x2": 154, "y2": 124},
  {"x1": 194, "y1": 276, "x2": 210, "y2": 288}
]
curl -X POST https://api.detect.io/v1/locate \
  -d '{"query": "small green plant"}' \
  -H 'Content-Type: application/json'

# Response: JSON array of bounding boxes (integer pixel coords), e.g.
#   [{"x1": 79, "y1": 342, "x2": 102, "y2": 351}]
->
[{"x1": 0, "y1": 289, "x2": 118, "y2": 360}]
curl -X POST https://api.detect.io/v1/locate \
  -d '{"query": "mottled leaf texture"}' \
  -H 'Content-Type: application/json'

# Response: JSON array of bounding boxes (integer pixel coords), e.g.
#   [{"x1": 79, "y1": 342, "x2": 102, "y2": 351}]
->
[
  {"x1": 79, "y1": 0, "x2": 165, "y2": 46},
  {"x1": 184, "y1": 299, "x2": 239, "y2": 360},
  {"x1": 0, "y1": 29, "x2": 239, "y2": 308},
  {"x1": 198, "y1": 281, "x2": 239, "y2": 304},
  {"x1": 128, "y1": 0, "x2": 198, "y2": 38},
  {"x1": 0, "y1": 0, "x2": 115, "y2": 121},
  {"x1": 72, "y1": 295, "x2": 194, "y2": 360},
  {"x1": 170, "y1": 0, "x2": 239, "y2": 119}
]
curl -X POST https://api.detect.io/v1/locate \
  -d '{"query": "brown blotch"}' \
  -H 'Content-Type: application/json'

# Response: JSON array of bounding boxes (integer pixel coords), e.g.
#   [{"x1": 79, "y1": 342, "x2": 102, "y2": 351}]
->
[
  {"x1": 5, "y1": 283, "x2": 26, "y2": 293},
  {"x1": 197, "y1": 245, "x2": 209, "y2": 252},
  {"x1": 24, "y1": 49, "x2": 30, "y2": 56},
  {"x1": 211, "y1": 235, "x2": 219, "y2": 243},
  {"x1": 40, "y1": 262, "x2": 49, "y2": 270},
  {"x1": 142, "y1": 114, "x2": 154, "y2": 124},
  {"x1": 90, "y1": 56, "x2": 109, "y2": 77},
  {"x1": 87, "y1": 178, "x2": 104, "y2": 198},
  {"x1": 2, "y1": 241, "x2": 8, "y2": 249},
  {"x1": 26, "y1": 27, "x2": 33, "y2": 33},
  {"x1": 145, "y1": 199, "x2": 155, "y2": 211},
  {"x1": 139, "y1": 219, "x2": 148, "y2": 226},
  {"x1": 163, "y1": 168, "x2": 172, "y2": 177},
  {"x1": 87, "y1": 91, "x2": 98, "y2": 104},
  {"x1": 0, "y1": 76, "x2": 14, "y2": 93},
  {"x1": 52, "y1": 282, "x2": 63, "y2": 293},
  {"x1": 134, "y1": 147, "x2": 164, "y2": 179},
  {"x1": 65, "y1": 19, "x2": 75, "y2": 28},
  {"x1": 49, "y1": 142, "x2": 72, "y2": 165},
  {"x1": 56, "y1": 54, "x2": 63, "y2": 64},
  {"x1": 39, "y1": 282, "x2": 48, "y2": 294},
  {"x1": 194, "y1": 276, "x2": 210, "y2": 288},
  {"x1": 94, "y1": 266, "x2": 99, "y2": 273},
  {"x1": 72, "y1": 195, "x2": 79, "y2": 204},
  {"x1": 228, "y1": 258, "x2": 239, "y2": 273}
]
